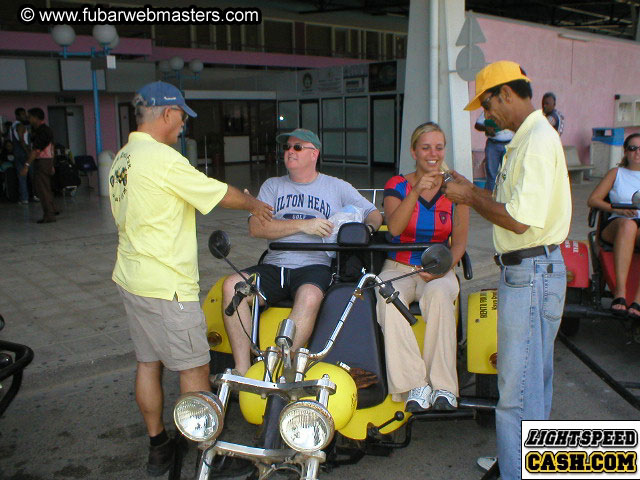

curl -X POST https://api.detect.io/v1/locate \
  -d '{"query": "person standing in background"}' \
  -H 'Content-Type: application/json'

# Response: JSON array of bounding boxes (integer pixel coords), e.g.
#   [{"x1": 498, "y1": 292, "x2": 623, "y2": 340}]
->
[
  {"x1": 11, "y1": 108, "x2": 30, "y2": 205},
  {"x1": 26, "y1": 107, "x2": 57, "y2": 223},
  {"x1": 542, "y1": 92, "x2": 564, "y2": 136},
  {"x1": 474, "y1": 111, "x2": 513, "y2": 192}
]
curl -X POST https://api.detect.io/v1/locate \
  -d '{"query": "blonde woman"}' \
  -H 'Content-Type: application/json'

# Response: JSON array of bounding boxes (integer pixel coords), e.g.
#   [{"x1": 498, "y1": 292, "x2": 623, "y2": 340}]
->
[{"x1": 376, "y1": 122, "x2": 469, "y2": 411}]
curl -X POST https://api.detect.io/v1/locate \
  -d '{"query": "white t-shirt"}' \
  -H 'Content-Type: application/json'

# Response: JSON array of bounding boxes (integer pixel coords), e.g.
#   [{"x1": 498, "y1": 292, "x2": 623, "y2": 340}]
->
[
  {"x1": 609, "y1": 167, "x2": 640, "y2": 220},
  {"x1": 257, "y1": 173, "x2": 377, "y2": 268}
]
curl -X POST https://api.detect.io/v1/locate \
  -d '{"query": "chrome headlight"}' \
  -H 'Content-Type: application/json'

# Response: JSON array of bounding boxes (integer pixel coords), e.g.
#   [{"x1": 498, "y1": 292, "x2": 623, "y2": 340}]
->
[
  {"x1": 173, "y1": 391, "x2": 224, "y2": 442},
  {"x1": 279, "y1": 400, "x2": 335, "y2": 453}
]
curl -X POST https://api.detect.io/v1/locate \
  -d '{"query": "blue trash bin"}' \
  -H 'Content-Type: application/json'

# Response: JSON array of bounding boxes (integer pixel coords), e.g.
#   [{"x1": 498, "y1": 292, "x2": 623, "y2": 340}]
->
[{"x1": 591, "y1": 127, "x2": 624, "y2": 146}]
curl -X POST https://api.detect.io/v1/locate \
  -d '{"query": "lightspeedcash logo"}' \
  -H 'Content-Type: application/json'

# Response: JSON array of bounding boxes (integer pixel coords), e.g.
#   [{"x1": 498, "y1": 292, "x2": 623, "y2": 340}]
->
[{"x1": 522, "y1": 421, "x2": 640, "y2": 479}]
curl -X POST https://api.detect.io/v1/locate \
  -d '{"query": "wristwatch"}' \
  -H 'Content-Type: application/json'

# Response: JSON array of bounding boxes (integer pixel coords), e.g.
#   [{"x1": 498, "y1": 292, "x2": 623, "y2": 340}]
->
[{"x1": 366, "y1": 224, "x2": 375, "y2": 234}]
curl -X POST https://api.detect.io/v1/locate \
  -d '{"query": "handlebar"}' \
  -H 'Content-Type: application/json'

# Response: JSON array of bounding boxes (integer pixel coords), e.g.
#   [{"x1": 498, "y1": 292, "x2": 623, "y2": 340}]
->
[
  {"x1": 610, "y1": 203, "x2": 640, "y2": 210},
  {"x1": 268, "y1": 241, "x2": 433, "y2": 252},
  {"x1": 224, "y1": 274, "x2": 266, "y2": 317},
  {"x1": 225, "y1": 281, "x2": 252, "y2": 316},
  {"x1": 378, "y1": 281, "x2": 418, "y2": 326}
]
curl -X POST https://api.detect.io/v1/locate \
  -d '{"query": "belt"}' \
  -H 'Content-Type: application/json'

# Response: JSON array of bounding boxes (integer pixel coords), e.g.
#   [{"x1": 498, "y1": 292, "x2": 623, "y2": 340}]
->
[{"x1": 494, "y1": 245, "x2": 558, "y2": 266}]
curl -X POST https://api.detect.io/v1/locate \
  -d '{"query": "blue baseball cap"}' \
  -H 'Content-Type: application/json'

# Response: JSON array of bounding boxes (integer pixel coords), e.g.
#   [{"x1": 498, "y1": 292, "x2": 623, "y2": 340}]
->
[{"x1": 135, "y1": 81, "x2": 197, "y2": 118}]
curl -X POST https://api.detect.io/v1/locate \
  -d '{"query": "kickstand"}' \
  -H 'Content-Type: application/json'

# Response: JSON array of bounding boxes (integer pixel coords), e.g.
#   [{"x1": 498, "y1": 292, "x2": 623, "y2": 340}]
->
[{"x1": 480, "y1": 460, "x2": 500, "y2": 480}]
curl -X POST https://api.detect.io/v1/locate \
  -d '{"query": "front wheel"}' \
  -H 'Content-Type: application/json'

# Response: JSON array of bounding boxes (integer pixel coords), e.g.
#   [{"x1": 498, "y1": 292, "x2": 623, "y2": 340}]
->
[
  {"x1": 475, "y1": 373, "x2": 498, "y2": 428},
  {"x1": 560, "y1": 317, "x2": 580, "y2": 337},
  {"x1": 209, "y1": 350, "x2": 234, "y2": 375}
]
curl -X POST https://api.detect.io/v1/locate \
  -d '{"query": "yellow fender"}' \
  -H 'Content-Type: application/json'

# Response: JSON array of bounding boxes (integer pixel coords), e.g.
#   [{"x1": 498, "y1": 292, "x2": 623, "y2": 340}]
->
[
  {"x1": 203, "y1": 277, "x2": 232, "y2": 353},
  {"x1": 338, "y1": 395, "x2": 409, "y2": 440},
  {"x1": 466, "y1": 289, "x2": 498, "y2": 374},
  {"x1": 239, "y1": 361, "x2": 357, "y2": 430},
  {"x1": 203, "y1": 277, "x2": 294, "y2": 352}
]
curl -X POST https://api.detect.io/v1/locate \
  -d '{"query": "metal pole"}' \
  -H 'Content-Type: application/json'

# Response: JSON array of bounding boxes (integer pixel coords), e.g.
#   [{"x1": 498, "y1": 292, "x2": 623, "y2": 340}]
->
[
  {"x1": 178, "y1": 72, "x2": 187, "y2": 156},
  {"x1": 91, "y1": 48, "x2": 102, "y2": 191},
  {"x1": 204, "y1": 134, "x2": 208, "y2": 176}
]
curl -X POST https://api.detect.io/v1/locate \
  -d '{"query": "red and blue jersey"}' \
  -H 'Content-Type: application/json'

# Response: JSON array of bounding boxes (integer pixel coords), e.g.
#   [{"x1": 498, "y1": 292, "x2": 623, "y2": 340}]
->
[{"x1": 384, "y1": 175, "x2": 454, "y2": 265}]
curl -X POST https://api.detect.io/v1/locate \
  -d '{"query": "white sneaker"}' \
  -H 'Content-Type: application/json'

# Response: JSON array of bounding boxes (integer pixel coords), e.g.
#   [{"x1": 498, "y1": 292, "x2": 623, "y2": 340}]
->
[
  {"x1": 477, "y1": 456, "x2": 497, "y2": 472},
  {"x1": 405, "y1": 385, "x2": 432, "y2": 412},
  {"x1": 431, "y1": 389, "x2": 458, "y2": 410}
]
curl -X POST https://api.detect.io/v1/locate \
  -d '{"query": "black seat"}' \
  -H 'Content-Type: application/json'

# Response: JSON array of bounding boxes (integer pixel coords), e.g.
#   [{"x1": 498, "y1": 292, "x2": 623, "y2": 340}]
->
[{"x1": 307, "y1": 282, "x2": 387, "y2": 409}]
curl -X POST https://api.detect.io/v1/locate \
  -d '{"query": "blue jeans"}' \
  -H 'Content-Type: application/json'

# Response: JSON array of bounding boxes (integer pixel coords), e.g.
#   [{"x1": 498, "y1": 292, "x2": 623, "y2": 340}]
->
[
  {"x1": 495, "y1": 248, "x2": 566, "y2": 480},
  {"x1": 484, "y1": 139, "x2": 507, "y2": 192}
]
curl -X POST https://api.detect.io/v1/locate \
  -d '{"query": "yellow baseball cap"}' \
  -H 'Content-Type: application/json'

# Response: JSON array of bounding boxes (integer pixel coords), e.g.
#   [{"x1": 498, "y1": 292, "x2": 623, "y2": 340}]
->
[{"x1": 464, "y1": 60, "x2": 530, "y2": 111}]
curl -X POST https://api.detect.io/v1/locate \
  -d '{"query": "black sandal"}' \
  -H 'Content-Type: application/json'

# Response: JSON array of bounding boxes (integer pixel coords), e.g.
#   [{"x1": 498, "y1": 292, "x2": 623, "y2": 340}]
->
[
  {"x1": 610, "y1": 297, "x2": 627, "y2": 317},
  {"x1": 628, "y1": 302, "x2": 640, "y2": 321}
]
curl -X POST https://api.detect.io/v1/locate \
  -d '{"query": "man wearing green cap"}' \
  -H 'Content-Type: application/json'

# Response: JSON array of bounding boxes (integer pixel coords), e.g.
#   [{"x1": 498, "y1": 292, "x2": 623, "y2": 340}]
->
[
  {"x1": 222, "y1": 128, "x2": 383, "y2": 375},
  {"x1": 443, "y1": 61, "x2": 571, "y2": 480}
]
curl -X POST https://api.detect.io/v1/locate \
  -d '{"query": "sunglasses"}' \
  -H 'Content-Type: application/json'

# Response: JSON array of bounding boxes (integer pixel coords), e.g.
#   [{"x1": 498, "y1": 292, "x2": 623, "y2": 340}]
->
[
  {"x1": 626, "y1": 145, "x2": 640, "y2": 152},
  {"x1": 169, "y1": 107, "x2": 188, "y2": 122},
  {"x1": 283, "y1": 143, "x2": 316, "y2": 152},
  {"x1": 480, "y1": 92, "x2": 498, "y2": 111}
]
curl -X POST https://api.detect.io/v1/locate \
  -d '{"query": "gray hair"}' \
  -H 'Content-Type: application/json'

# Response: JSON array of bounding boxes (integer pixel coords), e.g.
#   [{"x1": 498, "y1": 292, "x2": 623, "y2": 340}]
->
[{"x1": 132, "y1": 93, "x2": 167, "y2": 125}]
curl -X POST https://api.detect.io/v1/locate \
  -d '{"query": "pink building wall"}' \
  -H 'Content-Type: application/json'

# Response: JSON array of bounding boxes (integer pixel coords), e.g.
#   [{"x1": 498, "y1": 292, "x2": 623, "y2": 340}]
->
[{"x1": 473, "y1": 15, "x2": 640, "y2": 164}]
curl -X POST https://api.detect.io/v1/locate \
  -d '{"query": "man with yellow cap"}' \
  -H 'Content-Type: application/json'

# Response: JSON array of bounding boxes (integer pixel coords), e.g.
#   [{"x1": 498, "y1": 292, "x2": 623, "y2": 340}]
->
[{"x1": 443, "y1": 61, "x2": 571, "y2": 480}]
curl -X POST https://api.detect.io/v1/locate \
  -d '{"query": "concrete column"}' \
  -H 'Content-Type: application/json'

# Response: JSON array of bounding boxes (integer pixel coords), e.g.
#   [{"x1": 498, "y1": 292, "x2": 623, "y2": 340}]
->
[
  {"x1": 440, "y1": 0, "x2": 473, "y2": 180},
  {"x1": 398, "y1": 0, "x2": 430, "y2": 174},
  {"x1": 399, "y1": 0, "x2": 473, "y2": 180}
]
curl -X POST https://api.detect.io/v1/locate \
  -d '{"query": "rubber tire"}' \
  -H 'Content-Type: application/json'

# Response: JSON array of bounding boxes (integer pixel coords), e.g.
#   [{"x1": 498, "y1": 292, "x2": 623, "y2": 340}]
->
[
  {"x1": 475, "y1": 373, "x2": 498, "y2": 428},
  {"x1": 209, "y1": 350, "x2": 234, "y2": 375},
  {"x1": 560, "y1": 316, "x2": 580, "y2": 337}
]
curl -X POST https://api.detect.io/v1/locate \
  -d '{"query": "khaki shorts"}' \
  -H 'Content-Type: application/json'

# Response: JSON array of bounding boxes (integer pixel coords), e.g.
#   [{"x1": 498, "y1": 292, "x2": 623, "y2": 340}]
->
[{"x1": 117, "y1": 285, "x2": 210, "y2": 371}]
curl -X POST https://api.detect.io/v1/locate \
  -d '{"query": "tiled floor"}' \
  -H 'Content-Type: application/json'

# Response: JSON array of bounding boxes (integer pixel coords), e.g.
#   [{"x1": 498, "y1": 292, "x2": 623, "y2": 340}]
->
[{"x1": 0, "y1": 163, "x2": 596, "y2": 389}]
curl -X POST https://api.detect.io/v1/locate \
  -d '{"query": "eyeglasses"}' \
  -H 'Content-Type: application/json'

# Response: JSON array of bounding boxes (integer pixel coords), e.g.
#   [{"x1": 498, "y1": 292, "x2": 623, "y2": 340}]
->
[
  {"x1": 481, "y1": 92, "x2": 497, "y2": 111},
  {"x1": 626, "y1": 145, "x2": 640, "y2": 152},
  {"x1": 169, "y1": 107, "x2": 188, "y2": 122},
  {"x1": 283, "y1": 143, "x2": 316, "y2": 152}
]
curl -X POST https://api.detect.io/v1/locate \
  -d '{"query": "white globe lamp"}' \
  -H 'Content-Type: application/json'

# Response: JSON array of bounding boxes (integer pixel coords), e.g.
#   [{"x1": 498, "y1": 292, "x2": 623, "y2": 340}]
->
[
  {"x1": 51, "y1": 25, "x2": 76, "y2": 47},
  {"x1": 169, "y1": 56, "x2": 185, "y2": 71},
  {"x1": 189, "y1": 59, "x2": 204, "y2": 73},
  {"x1": 92, "y1": 25, "x2": 118, "y2": 47}
]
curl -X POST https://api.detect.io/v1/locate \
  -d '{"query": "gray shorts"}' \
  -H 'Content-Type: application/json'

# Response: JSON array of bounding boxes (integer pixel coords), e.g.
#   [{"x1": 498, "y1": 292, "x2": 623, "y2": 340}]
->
[{"x1": 117, "y1": 285, "x2": 210, "y2": 371}]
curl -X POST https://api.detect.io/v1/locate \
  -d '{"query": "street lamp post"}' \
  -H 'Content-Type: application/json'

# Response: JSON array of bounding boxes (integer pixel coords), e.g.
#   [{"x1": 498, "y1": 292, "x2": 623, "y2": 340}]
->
[
  {"x1": 160, "y1": 56, "x2": 203, "y2": 154},
  {"x1": 51, "y1": 24, "x2": 118, "y2": 162}
]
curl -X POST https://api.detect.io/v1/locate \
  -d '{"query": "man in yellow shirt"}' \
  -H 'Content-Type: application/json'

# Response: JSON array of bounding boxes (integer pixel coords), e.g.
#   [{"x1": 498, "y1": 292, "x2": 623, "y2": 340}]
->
[
  {"x1": 443, "y1": 61, "x2": 571, "y2": 480},
  {"x1": 109, "y1": 81, "x2": 272, "y2": 476}
]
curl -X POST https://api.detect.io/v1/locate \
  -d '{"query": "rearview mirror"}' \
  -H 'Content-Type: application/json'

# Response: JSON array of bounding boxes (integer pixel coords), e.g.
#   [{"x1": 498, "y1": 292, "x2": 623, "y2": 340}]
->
[
  {"x1": 208, "y1": 230, "x2": 231, "y2": 259},
  {"x1": 420, "y1": 244, "x2": 453, "y2": 276}
]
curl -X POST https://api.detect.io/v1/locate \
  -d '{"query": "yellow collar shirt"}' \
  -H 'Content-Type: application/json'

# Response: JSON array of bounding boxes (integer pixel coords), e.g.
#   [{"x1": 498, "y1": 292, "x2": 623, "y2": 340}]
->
[
  {"x1": 109, "y1": 131, "x2": 228, "y2": 301},
  {"x1": 493, "y1": 110, "x2": 572, "y2": 254}
]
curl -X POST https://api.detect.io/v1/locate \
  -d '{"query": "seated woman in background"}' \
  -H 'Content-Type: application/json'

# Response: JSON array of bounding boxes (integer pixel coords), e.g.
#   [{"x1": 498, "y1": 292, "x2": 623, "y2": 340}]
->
[
  {"x1": 587, "y1": 133, "x2": 640, "y2": 320},
  {"x1": 376, "y1": 122, "x2": 469, "y2": 412}
]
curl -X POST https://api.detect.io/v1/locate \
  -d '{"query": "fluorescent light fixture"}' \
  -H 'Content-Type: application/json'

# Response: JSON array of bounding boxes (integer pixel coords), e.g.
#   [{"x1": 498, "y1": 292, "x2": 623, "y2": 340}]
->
[{"x1": 558, "y1": 33, "x2": 590, "y2": 42}]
